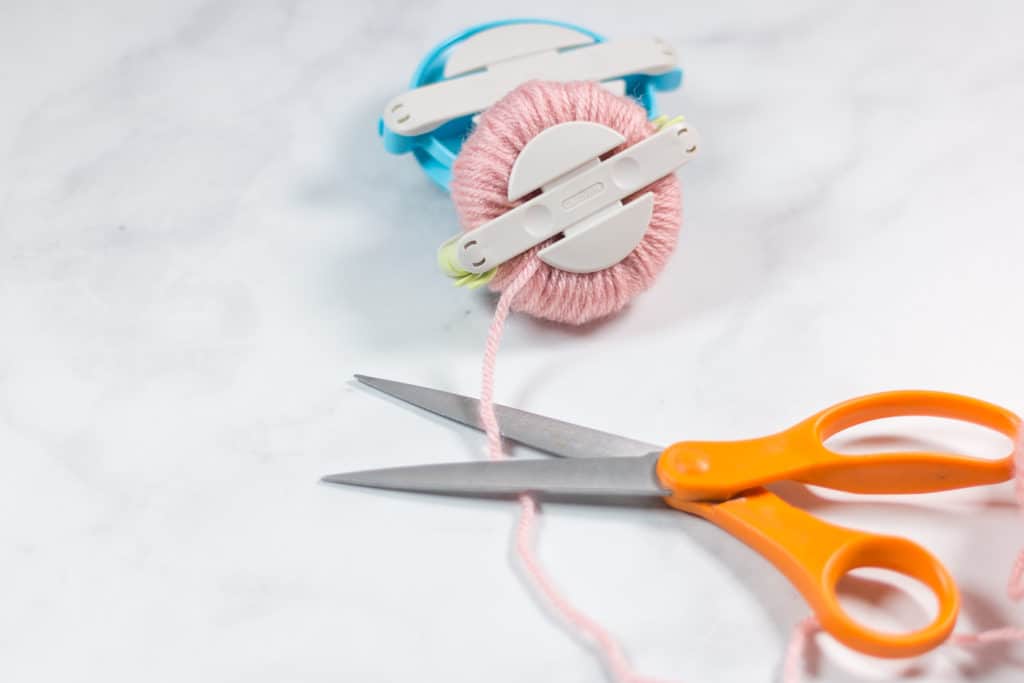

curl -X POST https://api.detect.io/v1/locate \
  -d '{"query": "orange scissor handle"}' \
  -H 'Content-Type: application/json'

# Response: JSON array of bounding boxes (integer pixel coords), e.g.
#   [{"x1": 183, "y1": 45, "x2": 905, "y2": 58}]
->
[
  {"x1": 667, "y1": 490, "x2": 960, "y2": 658},
  {"x1": 657, "y1": 390, "x2": 1020, "y2": 501}
]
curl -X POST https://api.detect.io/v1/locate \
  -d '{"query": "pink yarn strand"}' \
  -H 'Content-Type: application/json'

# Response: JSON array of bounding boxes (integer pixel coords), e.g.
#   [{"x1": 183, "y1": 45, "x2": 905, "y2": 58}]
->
[
  {"x1": 514, "y1": 493, "x2": 677, "y2": 683},
  {"x1": 1009, "y1": 550, "x2": 1024, "y2": 601},
  {"x1": 782, "y1": 617, "x2": 819, "y2": 683},
  {"x1": 952, "y1": 627, "x2": 1024, "y2": 645},
  {"x1": 478, "y1": 260, "x2": 538, "y2": 463},
  {"x1": 1009, "y1": 429, "x2": 1024, "y2": 600},
  {"x1": 479, "y1": 257, "x2": 677, "y2": 683},
  {"x1": 960, "y1": 428, "x2": 1024, "y2": 643}
]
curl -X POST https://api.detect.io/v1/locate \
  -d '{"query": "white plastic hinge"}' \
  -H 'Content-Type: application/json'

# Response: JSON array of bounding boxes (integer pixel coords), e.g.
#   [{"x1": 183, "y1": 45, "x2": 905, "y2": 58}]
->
[
  {"x1": 441, "y1": 120, "x2": 699, "y2": 274},
  {"x1": 383, "y1": 23, "x2": 678, "y2": 137}
]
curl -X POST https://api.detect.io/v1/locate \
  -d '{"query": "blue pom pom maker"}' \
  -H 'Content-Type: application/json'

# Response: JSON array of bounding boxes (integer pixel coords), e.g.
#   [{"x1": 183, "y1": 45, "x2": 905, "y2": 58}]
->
[{"x1": 379, "y1": 19, "x2": 684, "y2": 190}]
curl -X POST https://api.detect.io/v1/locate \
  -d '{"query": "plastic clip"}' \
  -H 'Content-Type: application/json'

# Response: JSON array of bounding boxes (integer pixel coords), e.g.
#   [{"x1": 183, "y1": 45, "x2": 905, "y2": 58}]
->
[
  {"x1": 379, "y1": 19, "x2": 683, "y2": 190},
  {"x1": 439, "y1": 118, "x2": 699, "y2": 276}
]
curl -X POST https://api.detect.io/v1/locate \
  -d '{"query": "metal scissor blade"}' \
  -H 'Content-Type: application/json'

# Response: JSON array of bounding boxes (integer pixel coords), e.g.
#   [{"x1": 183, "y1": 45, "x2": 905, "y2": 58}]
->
[
  {"x1": 354, "y1": 375, "x2": 663, "y2": 459},
  {"x1": 322, "y1": 453, "x2": 668, "y2": 497}
]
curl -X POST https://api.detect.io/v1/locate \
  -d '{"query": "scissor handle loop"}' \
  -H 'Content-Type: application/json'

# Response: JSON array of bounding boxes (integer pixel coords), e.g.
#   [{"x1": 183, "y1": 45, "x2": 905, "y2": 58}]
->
[
  {"x1": 808, "y1": 389, "x2": 1020, "y2": 446},
  {"x1": 670, "y1": 490, "x2": 959, "y2": 658},
  {"x1": 658, "y1": 390, "x2": 1020, "y2": 501},
  {"x1": 817, "y1": 533, "x2": 958, "y2": 657}
]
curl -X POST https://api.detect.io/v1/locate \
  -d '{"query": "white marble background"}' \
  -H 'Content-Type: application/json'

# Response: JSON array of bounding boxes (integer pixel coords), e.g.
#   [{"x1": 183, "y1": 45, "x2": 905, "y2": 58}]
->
[{"x1": 3, "y1": 1, "x2": 1024, "y2": 681}]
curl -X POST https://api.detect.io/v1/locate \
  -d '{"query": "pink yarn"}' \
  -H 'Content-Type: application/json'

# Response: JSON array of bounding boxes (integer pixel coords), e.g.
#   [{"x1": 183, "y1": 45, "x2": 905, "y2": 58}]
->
[
  {"x1": 479, "y1": 258, "x2": 541, "y2": 461},
  {"x1": 952, "y1": 627, "x2": 1024, "y2": 645},
  {"x1": 451, "y1": 80, "x2": 683, "y2": 325},
  {"x1": 1010, "y1": 430, "x2": 1024, "y2": 600},
  {"x1": 479, "y1": 257, "x2": 677, "y2": 683},
  {"x1": 783, "y1": 617, "x2": 820, "y2": 683},
  {"x1": 466, "y1": 79, "x2": 685, "y2": 680}
]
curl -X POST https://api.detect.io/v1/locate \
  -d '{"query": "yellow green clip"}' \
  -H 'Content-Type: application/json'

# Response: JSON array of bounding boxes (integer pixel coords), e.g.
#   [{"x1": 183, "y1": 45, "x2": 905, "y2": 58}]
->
[
  {"x1": 651, "y1": 114, "x2": 687, "y2": 130},
  {"x1": 437, "y1": 240, "x2": 497, "y2": 289}
]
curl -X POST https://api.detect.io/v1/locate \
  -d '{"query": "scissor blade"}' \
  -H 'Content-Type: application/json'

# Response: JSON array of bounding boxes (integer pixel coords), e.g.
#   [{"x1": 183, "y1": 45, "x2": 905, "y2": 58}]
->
[
  {"x1": 322, "y1": 453, "x2": 668, "y2": 497},
  {"x1": 354, "y1": 375, "x2": 663, "y2": 459}
]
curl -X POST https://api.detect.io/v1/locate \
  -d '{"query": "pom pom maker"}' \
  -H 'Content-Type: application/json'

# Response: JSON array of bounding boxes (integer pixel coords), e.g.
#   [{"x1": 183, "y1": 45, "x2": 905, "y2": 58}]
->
[
  {"x1": 438, "y1": 118, "x2": 699, "y2": 280},
  {"x1": 379, "y1": 19, "x2": 683, "y2": 189}
]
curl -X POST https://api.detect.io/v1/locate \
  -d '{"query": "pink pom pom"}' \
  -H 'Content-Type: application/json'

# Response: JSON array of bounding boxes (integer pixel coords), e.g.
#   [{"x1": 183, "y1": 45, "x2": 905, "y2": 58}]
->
[{"x1": 451, "y1": 80, "x2": 683, "y2": 325}]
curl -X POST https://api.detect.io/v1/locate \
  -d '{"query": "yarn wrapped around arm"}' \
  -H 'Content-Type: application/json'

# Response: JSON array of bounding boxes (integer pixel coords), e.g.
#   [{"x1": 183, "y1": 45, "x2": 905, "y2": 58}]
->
[{"x1": 450, "y1": 80, "x2": 683, "y2": 325}]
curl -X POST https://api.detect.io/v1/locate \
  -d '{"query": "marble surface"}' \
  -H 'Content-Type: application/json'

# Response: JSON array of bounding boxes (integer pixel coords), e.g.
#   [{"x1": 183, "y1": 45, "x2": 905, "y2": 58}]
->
[{"x1": 3, "y1": 2, "x2": 1024, "y2": 681}]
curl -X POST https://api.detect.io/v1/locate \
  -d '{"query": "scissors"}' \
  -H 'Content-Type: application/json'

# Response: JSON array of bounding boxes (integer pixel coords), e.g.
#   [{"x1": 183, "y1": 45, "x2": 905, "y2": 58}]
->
[{"x1": 325, "y1": 375, "x2": 1020, "y2": 658}]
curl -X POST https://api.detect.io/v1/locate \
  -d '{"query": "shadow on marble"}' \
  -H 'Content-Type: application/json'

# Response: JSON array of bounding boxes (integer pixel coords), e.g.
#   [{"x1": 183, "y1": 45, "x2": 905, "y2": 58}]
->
[
  {"x1": 297, "y1": 95, "x2": 492, "y2": 352},
  {"x1": 955, "y1": 587, "x2": 1024, "y2": 674}
]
